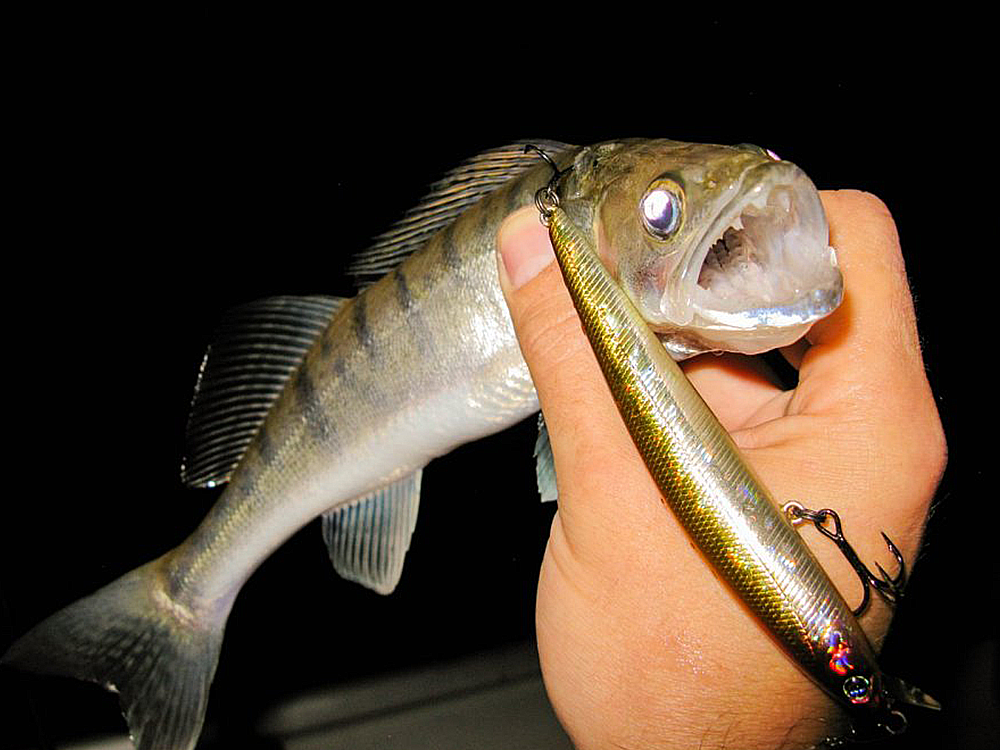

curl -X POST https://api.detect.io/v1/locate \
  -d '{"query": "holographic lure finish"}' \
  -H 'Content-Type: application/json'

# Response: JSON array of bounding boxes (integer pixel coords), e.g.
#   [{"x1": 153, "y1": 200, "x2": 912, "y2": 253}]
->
[{"x1": 543, "y1": 202, "x2": 893, "y2": 725}]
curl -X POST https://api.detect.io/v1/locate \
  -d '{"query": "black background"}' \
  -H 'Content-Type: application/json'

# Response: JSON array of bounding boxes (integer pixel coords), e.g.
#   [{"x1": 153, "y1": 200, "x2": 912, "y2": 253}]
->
[{"x1": 1, "y1": 15, "x2": 993, "y2": 750}]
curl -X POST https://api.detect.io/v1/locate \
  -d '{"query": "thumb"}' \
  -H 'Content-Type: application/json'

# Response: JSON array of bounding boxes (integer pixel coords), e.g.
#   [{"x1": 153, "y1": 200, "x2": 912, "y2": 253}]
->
[
  {"x1": 495, "y1": 206, "x2": 661, "y2": 537},
  {"x1": 495, "y1": 205, "x2": 612, "y2": 446}
]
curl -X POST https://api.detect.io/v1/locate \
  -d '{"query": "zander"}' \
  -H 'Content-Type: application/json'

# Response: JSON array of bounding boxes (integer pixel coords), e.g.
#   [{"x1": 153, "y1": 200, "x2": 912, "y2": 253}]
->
[{"x1": 3, "y1": 139, "x2": 844, "y2": 750}]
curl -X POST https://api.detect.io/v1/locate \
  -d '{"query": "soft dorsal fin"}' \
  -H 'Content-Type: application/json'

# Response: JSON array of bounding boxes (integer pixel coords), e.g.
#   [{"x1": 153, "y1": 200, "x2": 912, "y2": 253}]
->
[
  {"x1": 348, "y1": 140, "x2": 575, "y2": 284},
  {"x1": 321, "y1": 470, "x2": 422, "y2": 594},
  {"x1": 181, "y1": 295, "x2": 348, "y2": 488}
]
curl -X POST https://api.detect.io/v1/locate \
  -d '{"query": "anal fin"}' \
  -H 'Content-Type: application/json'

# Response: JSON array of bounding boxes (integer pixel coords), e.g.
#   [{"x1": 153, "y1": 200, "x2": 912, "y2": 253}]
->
[{"x1": 321, "y1": 470, "x2": 422, "y2": 595}]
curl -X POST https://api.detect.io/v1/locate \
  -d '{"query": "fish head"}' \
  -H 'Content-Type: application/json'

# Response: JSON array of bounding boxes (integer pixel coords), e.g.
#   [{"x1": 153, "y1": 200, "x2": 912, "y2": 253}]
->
[{"x1": 562, "y1": 139, "x2": 842, "y2": 357}]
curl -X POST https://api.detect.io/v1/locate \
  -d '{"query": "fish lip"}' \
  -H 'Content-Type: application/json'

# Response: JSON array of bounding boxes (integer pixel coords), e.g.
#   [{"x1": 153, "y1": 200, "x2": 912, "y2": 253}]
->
[{"x1": 678, "y1": 160, "x2": 842, "y2": 331}]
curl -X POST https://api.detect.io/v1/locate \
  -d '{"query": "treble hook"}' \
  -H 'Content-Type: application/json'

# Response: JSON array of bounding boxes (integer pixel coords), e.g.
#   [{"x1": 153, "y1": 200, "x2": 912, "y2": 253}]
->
[
  {"x1": 783, "y1": 502, "x2": 906, "y2": 617},
  {"x1": 524, "y1": 144, "x2": 572, "y2": 225}
]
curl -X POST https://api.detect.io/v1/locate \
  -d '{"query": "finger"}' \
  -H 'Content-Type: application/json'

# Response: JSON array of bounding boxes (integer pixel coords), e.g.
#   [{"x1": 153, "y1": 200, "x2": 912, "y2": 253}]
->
[
  {"x1": 495, "y1": 206, "x2": 604, "y2": 432},
  {"x1": 799, "y1": 191, "x2": 927, "y2": 399},
  {"x1": 739, "y1": 191, "x2": 945, "y2": 577},
  {"x1": 680, "y1": 353, "x2": 789, "y2": 430},
  {"x1": 778, "y1": 338, "x2": 809, "y2": 371},
  {"x1": 495, "y1": 206, "x2": 629, "y2": 464},
  {"x1": 784, "y1": 191, "x2": 945, "y2": 494}
]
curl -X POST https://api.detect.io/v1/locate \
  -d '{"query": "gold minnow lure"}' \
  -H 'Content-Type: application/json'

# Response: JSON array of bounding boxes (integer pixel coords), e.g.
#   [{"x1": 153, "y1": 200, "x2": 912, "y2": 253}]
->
[{"x1": 530, "y1": 149, "x2": 939, "y2": 741}]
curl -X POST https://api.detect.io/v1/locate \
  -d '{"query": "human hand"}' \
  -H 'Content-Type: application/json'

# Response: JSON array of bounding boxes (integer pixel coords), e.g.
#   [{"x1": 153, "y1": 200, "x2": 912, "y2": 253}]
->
[{"x1": 496, "y1": 190, "x2": 946, "y2": 749}]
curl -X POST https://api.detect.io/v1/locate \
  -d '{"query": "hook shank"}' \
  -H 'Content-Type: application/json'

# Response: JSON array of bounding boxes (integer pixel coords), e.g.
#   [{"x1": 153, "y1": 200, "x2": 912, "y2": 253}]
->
[{"x1": 783, "y1": 502, "x2": 906, "y2": 617}]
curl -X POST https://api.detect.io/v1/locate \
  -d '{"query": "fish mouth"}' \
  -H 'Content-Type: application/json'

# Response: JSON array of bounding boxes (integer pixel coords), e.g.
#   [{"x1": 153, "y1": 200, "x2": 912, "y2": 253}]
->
[{"x1": 681, "y1": 163, "x2": 842, "y2": 332}]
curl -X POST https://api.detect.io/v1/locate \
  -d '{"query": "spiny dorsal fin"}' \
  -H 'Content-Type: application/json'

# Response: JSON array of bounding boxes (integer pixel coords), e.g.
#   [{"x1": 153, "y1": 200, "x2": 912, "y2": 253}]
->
[
  {"x1": 181, "y1": 295, "x2": 348, "y2": 488},
  {"x1": 348, "y1": 140, "x2": 576, "y2": 284},
  {"x1": 321, "y1": 470, "x2": 422, "y2": 595}
]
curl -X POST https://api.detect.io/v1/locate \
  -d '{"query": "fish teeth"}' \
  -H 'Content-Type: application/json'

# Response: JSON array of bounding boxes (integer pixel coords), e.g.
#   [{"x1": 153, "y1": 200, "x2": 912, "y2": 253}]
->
[{"x1": 696, "y1": 197, "x2": 796, "y2": 304}]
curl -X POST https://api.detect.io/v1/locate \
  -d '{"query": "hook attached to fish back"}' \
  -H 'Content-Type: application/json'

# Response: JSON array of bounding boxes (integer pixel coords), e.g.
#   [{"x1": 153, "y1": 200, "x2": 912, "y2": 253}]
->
[
  {"x1": 783, "y1": 501, "x2": 907, "y2": 617},
  {"x1": 524, "y1": 144, "x2": 573, "y2": 225}
]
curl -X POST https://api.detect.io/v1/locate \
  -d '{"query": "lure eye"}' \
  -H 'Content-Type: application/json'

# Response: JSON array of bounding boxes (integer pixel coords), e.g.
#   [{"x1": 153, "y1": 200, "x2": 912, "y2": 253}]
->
[{"x1": 640, "y1": 178, "x2": 684, "y2": 240}]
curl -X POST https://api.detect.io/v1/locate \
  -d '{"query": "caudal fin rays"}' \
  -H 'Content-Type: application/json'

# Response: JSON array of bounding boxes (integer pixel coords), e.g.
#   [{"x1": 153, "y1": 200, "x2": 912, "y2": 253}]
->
[{"x1": 2, "y1": 559, "x2": 229, "y2": 750}]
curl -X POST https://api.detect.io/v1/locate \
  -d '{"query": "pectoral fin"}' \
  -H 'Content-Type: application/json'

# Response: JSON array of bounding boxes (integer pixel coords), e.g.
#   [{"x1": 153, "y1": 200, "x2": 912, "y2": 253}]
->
[
  {"x1": 535, "y1": 412, "x2": 557, "y2": 503},
  {"x1": 321, "y1": 470, "x2": 422, "y2": 595}
]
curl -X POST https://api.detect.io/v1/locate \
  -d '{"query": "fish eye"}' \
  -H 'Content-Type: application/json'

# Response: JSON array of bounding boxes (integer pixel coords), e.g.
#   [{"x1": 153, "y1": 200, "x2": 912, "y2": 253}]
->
[{"x1": 640, "y1": 178, "x2": 684, "y2": 240}]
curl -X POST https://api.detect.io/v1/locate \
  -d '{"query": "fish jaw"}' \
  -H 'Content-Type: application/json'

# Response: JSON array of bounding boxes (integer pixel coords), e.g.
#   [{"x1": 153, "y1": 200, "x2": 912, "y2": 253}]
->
[
  {"x1": 599, "y1": 151, "x2": 842, "y2": 357},
  {"x1": 682, "y1": 161, "x2": 842, "y2": 344}
]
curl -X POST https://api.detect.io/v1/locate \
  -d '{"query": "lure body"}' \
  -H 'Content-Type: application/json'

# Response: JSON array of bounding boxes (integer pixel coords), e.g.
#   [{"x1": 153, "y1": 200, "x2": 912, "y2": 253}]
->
[{"x1": 545, "y1": 204, "x2": 890, "y2": 722}]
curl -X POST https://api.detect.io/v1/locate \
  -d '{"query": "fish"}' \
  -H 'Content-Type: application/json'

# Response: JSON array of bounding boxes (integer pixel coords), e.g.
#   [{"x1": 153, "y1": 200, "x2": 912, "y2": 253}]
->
[
  {"x1": 540, "y1": 187, "x2": 937, "y2": 736},
  {"x1": 1, "y1": 139, "x2": 844, "y2": 750}
]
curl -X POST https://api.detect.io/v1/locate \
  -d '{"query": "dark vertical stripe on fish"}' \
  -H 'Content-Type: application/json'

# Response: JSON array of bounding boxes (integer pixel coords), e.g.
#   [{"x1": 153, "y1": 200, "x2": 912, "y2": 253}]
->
[
  {"x1": 235, "y1": 451, "x2": 262, "y2": 498},
  {"x1": 256, "y1": 424, "x2": 275, "y2": 466},
  {"x1": 319, "y1": 330, "x2": 333, "y2": 359},
  {"x1": 505, "y1": 179, "x2": 526, "y2": 217},
  {"x1": 294, "y1": 368, "x2": 331, "y2": 441},
  {"x1": 441, "y1": 222, "x2": 461, "y2": 271},
  {"x1": 394, "y1": 267, "x2": 413, "y2": 311},
  {"x1": 352, "y1": 295, "x2": 374, "y2": 353},
  {"x1": 475, "y1": 197, "x2": 495, "y2": 248}
]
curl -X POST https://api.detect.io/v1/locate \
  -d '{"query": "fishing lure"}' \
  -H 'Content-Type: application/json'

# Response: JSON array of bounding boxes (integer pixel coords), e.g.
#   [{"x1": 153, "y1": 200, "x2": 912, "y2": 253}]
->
[{"x1": 526, "y1": 145, "x2": 939, "y2": 742}]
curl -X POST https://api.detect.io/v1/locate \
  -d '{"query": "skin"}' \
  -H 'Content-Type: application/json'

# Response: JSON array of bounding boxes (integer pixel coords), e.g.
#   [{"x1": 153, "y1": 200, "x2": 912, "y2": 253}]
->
[{"x1": 496, "y1": 191, "x2": 946, "y2": 750}]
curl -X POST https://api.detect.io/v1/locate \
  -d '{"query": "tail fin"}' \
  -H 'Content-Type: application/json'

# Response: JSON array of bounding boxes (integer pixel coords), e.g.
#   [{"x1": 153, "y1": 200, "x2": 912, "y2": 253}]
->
[{"x1": 2, "y1": 558, "x2": 229, "y2": 750}]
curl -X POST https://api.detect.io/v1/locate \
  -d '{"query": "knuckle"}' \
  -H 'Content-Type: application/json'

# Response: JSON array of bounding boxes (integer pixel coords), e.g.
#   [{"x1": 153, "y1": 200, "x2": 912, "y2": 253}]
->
[
  {"x1": 828, "y1": 188, "x2": 892, "y2": 218},
  {"x1": 921, "y1": 412, "x2": 949, "y2": 488},
  {"x1": 836, "y1": 190, "x2": 902, "y2": 251},
  {"x1": 518, "y1": 297, "x2": 587, "y2": 373},
  {"x1": 824, "y1": 189, "x2": 899, "y2": 239},
  {"x1": 850, "y1": 189, "x2": 892, "y2": 218}
]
